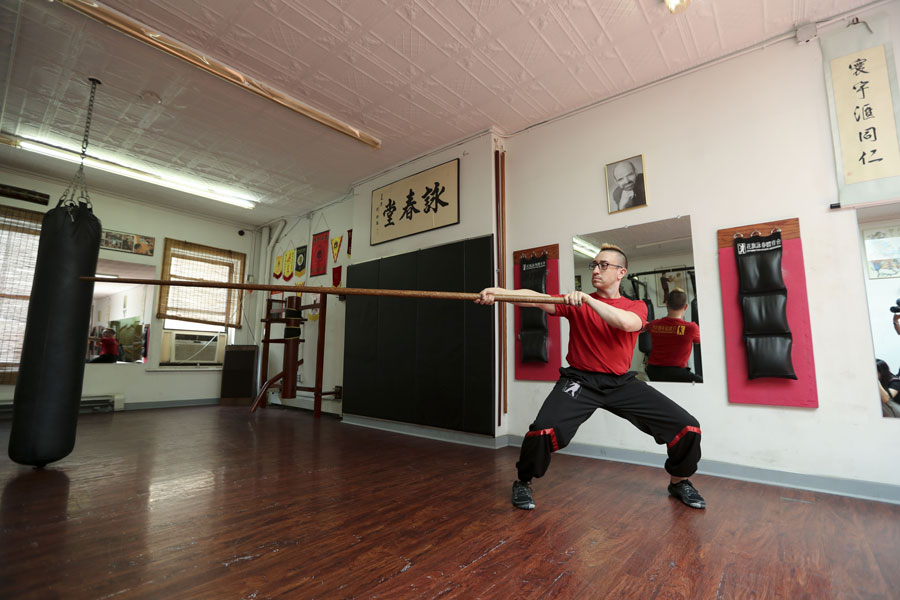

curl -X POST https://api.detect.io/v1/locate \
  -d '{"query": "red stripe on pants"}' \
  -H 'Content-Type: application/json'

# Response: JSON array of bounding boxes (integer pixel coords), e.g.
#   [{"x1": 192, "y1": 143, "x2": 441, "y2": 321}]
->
[
  {"x1": 525, "y1": 428, "x2": 559, "y2": 452},
  {"x1": 668, "y1": 425, "x2": 701, "y2": 448}
]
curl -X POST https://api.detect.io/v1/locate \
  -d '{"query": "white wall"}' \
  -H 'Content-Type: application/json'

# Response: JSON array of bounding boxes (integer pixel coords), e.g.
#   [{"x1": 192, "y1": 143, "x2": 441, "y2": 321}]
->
[
  {"x1": 503, "y1": 8, "x2": 900, "y2": 487},
  {"x1": 0, "y1": 167, "x2": 256, "y2": 406},
  {"x1": 262, "y1": 132, "x2": 497, "y2": 415}
]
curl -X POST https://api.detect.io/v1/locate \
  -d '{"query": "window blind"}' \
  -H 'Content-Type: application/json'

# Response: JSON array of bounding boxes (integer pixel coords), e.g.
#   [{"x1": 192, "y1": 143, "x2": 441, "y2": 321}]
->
[
  {"x1": 157, "y1": 238, "x2": 246, "y2": 329},
  {"x1": 0, "y1": 205, "x2": 44, "y2": 384}
]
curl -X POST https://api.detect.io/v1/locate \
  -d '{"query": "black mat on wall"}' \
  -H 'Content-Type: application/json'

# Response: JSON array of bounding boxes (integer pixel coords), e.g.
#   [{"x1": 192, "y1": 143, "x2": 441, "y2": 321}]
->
[{"x1": 343, "y1": 235, "x2": 495, "y2": 435}]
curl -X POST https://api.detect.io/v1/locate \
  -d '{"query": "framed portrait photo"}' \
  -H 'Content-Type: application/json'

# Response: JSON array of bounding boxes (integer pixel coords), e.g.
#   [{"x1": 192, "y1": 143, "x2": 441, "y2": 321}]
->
[{"x1": 606, "y1": 154, "x2": 647, "y2": 214}]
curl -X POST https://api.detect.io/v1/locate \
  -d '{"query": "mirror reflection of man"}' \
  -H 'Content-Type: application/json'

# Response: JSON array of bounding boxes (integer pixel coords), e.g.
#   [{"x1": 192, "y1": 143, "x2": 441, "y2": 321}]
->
[
  {"x1": 611, "y1": 160, "x2": 646, "y2": 212},
  {"x1": 476, "y1": 244, "x2": 706, "y2": 512},
  {"x1": 646, "y1": 288, "x2": 702, "y2": 383}
]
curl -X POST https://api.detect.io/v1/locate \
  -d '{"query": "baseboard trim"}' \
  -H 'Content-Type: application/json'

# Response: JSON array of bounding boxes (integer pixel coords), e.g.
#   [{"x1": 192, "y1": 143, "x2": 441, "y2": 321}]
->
[
  {"x1": 342, "y1": 414, "x2": 508, "y2": 449},
  {"x1": 123, "y1": 398, "x2": 219, "y2": 411},
  {"x1": 508, "y1": 435, "x2": 900, "y2": 506}
]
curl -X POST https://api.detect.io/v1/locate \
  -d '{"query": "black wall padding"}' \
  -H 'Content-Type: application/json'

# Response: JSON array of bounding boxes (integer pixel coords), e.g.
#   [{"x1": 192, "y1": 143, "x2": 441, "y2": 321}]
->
[
  {"x1": 9, "y1": 202, "x2": 101, "y2": 467},
  {"x1": 637, "y1": 298, "x2": 654, "y2": 355},
  {"x1": 734, "y1": 232, "x2": 796, "y2": 380},
  {"x1": 519, "y1": 254, "x2": 548, "y2": 362},
  {"x1": 690, "y1": 297, "x2": 702, "y2": 378},
  {"x1": 343, "y1": 259, "x2": 380, "y2": 419},
  {"x1": 343, "y1": 236, "x2": 495, "y2": 435},
  {"x1": 462, "y1": 236, "x2": 494, "y2": 433},
  {"x1": 417, "y1": 242, "x2": 465, "y2": 429},
  {"x1": 376, "y1": 253, "x2": 419, "y2": 422}
]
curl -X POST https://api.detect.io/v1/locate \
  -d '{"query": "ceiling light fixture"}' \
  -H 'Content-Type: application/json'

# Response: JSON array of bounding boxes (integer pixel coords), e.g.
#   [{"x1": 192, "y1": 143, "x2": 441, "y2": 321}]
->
[
  {"x1": 634, "y1": 235, "x2": 692, "y2": 249},
  {"x1": 17, "y1": 139, "x2": 257, "y2": 209},
  {"x1": 573, "y1": 237, "x2": 602, "y2": 259},
  {"x1": 664, "y1": 0, "x2": 691, "y2": 14}
]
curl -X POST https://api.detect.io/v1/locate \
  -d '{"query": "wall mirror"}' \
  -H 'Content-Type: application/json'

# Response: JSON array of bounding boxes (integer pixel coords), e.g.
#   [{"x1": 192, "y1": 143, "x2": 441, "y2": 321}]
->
[
  {"x1": 573, "y1": 215, "x2": 701, "y2": 383},
  {"x1": 88, "y1": 258, "x2": 155, "y2": 364},
  {"x1": 857, "y1": 204, "x2": 900, "y2": 418}
]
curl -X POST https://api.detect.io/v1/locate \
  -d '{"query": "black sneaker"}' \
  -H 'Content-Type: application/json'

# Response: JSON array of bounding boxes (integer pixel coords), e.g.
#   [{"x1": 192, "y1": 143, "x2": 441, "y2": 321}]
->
[
  {"x1": 511, "y1": 480, "x2": 535, "y2": 510},
  {"x1": 668, "y1": 479, "x2": 706, "y2": 509}
]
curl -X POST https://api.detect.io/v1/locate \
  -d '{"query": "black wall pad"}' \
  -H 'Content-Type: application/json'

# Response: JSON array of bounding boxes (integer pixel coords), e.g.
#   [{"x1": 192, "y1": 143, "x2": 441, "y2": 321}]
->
[
  {"x1": 376, "y1": 253, "x2": 419, "y2": 422},
  {"x1": 736, "y1": 233, "x2": 786, "y2": 294},
  {"x1": 519, "y1": 254, "x2": 548, "y2": 362},
  {"x1": 417, "y1": 242, "x2": 465, "y2": 430},
  {"x1": 343, "y1": 235, "x2": 494, "y2": 435},
  {"x1": 691, "y1": 297, "x2": 702, "y2": 378},
  {"x1": 734, "y1": 232, "x2": 796, "y2": 380},
  {"x1": 740, "y1": 292, "x2": 790, "y2": 335},
  {"x1": 744, "y1": 335, "x2": 796, "y2": 380},
  {"x1": 463, "y1": 236, "x2": 495, "y2": 435},
  {"x1": 638, "y1": 298, "x2": 654, "y2": 355},
  {"x1": 344, "y1": 259, "x2": 380, "y2": 419}
]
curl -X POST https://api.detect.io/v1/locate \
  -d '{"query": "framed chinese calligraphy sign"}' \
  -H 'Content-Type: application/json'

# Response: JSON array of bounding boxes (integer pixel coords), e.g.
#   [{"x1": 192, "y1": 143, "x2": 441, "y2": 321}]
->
[
  {"x1": 370, "y1": 159, "x2": 459, "y2": 245},
  {"x1": 821, "y1": 16, "x2": 900, "y2": 208}
]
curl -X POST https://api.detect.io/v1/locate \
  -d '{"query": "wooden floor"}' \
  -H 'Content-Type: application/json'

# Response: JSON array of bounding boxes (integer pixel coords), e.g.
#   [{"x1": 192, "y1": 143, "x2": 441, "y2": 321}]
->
[{"x1": 1, "y1": 407, "x2": 898, "y2": 599}]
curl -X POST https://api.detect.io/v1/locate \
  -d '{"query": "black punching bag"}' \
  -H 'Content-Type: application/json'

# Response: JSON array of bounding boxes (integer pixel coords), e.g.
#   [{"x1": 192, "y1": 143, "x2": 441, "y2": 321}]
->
[{"x1": 9, "y1": 201, "x2": 101, "y2": 467}]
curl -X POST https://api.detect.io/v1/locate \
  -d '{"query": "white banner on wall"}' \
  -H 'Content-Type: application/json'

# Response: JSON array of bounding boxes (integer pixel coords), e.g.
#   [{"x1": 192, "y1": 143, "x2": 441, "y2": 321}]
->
[{"x1": 821, "y1": 15, "x2": 900, "y2": 207}]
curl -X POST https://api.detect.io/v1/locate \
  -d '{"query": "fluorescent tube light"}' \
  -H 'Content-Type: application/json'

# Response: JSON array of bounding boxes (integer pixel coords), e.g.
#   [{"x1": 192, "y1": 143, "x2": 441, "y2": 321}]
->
[
  {"x1": 573, "y1": 237, "x2": 601, "y2": 259},
  {"x1": 634, "y1": 235, "x2": 692, "y2": 249},
  {"x1": 17, "y1": 140, "x2": 256, "y2": 209}
]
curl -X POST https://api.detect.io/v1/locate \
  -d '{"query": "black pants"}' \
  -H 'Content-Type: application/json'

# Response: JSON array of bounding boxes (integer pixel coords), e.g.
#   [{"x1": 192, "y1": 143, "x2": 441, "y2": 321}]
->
[
  {"x1": 89, "y1": 354, "x2": 116, "y2": 363},
  {"x1": 646, "y1": 364, "x2": 703, "y2": 383},
  {"x1": 516, "y1": 367, "x2": 701, "y2": 481}
]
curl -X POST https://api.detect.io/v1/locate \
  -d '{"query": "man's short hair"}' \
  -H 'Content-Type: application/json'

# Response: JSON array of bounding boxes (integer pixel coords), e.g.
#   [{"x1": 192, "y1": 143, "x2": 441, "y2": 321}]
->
[
  {"x1": 667, "y1": 287, "x2": 688, "y2": 310},
  {"x1": 600, "y1": 243, "x2": 628, "y2": 269}
]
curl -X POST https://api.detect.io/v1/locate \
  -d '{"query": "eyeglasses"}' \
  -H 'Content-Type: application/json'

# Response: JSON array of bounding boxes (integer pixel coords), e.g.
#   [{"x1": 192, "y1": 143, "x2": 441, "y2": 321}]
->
[{"x1": 589, "y1": 260, "x2": 624, "y2": 271}]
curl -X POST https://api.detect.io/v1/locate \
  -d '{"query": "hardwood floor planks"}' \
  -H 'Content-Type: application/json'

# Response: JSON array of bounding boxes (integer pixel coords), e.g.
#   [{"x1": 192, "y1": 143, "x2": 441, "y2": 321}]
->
[{"x1": 2, "y1": 406, "x2": 899, "y2": 599}]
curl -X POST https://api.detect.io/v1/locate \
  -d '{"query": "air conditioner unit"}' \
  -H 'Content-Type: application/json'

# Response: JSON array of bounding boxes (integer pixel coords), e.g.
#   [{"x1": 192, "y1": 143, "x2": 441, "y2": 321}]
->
[{"x1": 160, "y1": 330, "x2": 227, "y2": 365}]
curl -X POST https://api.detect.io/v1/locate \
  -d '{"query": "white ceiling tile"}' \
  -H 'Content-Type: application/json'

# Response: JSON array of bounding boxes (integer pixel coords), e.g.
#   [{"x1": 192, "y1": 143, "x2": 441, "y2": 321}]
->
[{"x1": 0, "y1": 0, "x2": 880, "y2": 224}]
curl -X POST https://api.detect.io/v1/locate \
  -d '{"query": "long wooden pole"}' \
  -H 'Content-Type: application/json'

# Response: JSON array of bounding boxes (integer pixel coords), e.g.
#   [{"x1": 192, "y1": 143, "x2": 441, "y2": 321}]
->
[{"x1": 80, "y1": 277, "x2": 566, "y2": 305}]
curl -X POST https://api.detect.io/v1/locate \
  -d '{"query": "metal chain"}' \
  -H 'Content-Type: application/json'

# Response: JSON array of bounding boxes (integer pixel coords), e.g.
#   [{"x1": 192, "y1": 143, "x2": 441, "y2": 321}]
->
[
  {"x1": 81, "y1": 78, "x2": 100, "y2": 159},
  {"x1": 59, "y1": 78, "x2": 101, "y2": 213}
]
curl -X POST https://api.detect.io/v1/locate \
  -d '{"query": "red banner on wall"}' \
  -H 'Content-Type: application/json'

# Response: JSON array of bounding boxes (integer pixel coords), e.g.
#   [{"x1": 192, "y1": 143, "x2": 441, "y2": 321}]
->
[{"x1": 311, "y1": 230, "x2": 329, "y2": 276}]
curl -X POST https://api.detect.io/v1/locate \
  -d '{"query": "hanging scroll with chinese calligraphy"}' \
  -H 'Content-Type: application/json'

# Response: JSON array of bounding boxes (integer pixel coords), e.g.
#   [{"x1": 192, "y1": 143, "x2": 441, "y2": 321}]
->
[
  {"x1": 821, "y1": 16, "x2": 900, "y2": 207},
  {"x1": 370, "y1": 159, "x2": 459, "y2": 245}
]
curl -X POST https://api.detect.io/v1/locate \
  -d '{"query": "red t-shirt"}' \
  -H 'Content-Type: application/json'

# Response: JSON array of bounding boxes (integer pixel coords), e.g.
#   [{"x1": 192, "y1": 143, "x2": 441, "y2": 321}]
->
[
  {"x1": 100, "y1": 337, "x2": 118, "y2": 356},
  {"x1": 554, "y1": 294, "x2": 647, "y2": 375},
  {"x1": 647, "y1": 317, "x2": 700, "y2": 367}
]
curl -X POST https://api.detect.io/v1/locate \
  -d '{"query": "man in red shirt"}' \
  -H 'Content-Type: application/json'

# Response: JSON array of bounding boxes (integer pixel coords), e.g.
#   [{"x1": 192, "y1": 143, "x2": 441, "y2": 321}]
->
[
  {"x1": 646, "y1": 288, "x2": 702, "y2": 383},
  {"x1": 477, "y1": 244, "x2": 704, "y2": 511},
  {"x1": 89, "y1": 329, "x2": 119, "y2": 363}
]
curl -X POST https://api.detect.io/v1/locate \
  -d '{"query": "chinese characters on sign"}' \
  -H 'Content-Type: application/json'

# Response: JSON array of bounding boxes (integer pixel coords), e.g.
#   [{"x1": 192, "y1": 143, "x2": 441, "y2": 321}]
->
[
  {"x1": 370, "y1": 159, "x2": 459, "y2": 245},
  {"x1": 831, "y1": 45, "x2": 900, "y2": 184}
]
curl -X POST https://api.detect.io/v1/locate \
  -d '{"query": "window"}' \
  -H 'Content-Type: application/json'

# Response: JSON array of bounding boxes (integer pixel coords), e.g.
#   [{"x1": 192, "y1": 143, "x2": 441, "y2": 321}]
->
[
  {"x1": 0, "y1": 205, "x2": 43, "y2": 384},
  {"x1": 157, "y1": 238, "x2": 246, "y2": 328}
]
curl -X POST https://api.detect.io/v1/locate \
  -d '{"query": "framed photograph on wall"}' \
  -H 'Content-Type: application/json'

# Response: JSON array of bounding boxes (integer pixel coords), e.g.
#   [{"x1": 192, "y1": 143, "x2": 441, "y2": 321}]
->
[
  {"x1": 862, "y1": 225, "x2": 900, "y2": 279},
  {"x1": 605, "y1": 154, "x2": 647, "y2": 214},
  {"x1": 657, "y1": 269, "x2": 687, "y2": 307}
]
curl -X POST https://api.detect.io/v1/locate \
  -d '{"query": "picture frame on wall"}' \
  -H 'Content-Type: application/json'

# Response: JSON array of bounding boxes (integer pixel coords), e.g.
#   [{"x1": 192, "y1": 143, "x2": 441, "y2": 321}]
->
[
  {"x1": 656, "y1": 269, "x2": 687, "y2": 307},
  {"x1": 862, "y1": 225, "x2": 900, "y2": 279},
  {"x1": 606, "y1": 154, "x2": 647, "y2": 214}
]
